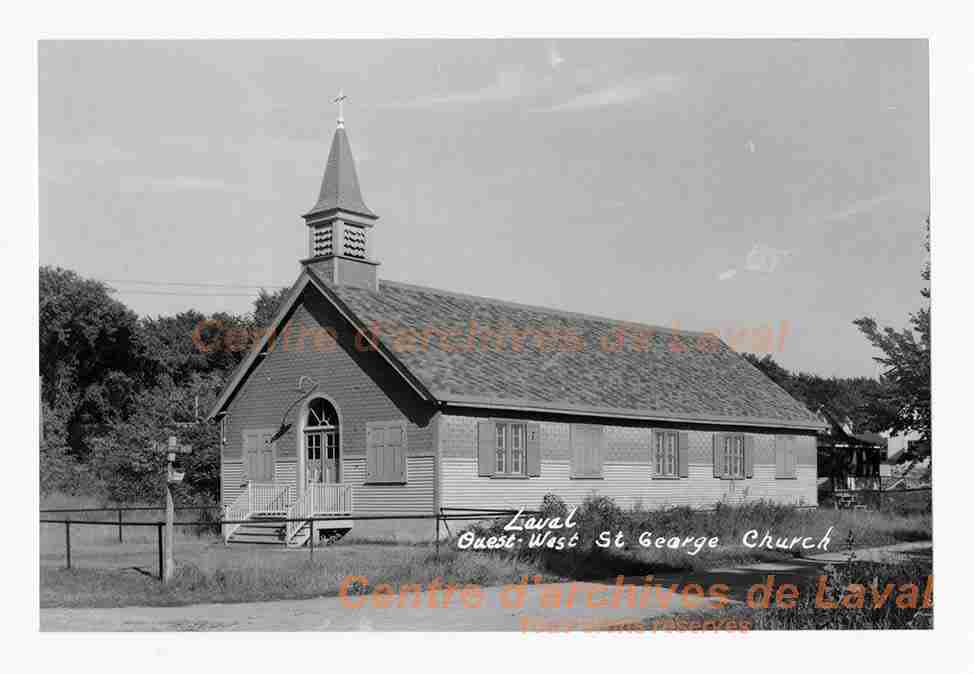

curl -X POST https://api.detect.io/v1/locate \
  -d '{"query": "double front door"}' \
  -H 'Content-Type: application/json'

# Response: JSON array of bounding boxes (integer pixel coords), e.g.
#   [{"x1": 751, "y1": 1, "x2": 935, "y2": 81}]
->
[{"x1": 306, "y1": 430, "x2": 339, "y2": 485}]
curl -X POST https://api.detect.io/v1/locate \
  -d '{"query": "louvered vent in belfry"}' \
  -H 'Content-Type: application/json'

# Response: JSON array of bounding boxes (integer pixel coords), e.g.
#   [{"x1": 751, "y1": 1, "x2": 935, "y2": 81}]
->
[
  {"x1": 312, "y1": 225, "x2": 333, "y2": 256},
  {"x1": 343, "y1": 226, "x2": 367, "y2": 259}
]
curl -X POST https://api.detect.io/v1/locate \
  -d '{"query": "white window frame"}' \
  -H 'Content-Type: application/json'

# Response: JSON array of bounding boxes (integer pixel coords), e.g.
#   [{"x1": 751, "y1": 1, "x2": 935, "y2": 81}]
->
[
  {"x1": 495, "y1": 422, "x2": 527, "y2": 477},
  {"x1": 721, "y1": 434, "x2": 745, "y2": 479},
  {"x1": 654, "y1": 431, "x2": 679, "y2": 478}
]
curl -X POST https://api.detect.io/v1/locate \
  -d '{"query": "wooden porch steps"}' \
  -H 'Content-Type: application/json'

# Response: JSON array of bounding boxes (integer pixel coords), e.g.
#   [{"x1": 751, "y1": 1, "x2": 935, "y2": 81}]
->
[
  {"x1": 223, "y1": 483, "x2": 356, "y2": 546},
  {"x1": 226, "y1": 515, "x2": 354, "y2": 547},
  {"x1": 227, "y1": 517, "x2": 285, "y2": 545}
]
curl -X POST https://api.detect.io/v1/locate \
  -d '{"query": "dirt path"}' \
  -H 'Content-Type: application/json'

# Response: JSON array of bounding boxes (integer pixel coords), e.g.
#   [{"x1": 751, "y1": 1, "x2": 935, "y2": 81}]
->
[{"x1": 40, "y1": 542, "x2": 931, "y2": 632}]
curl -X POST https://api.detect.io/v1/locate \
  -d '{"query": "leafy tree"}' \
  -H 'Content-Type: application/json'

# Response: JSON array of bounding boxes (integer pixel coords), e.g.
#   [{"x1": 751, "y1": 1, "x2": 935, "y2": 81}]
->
[
  {"x1": 88, "y1": 372, "x2": 225, "y2": 504},
  {"x1": 253, "y1": 287, "x2": 289, "y2": 329},
  {"x1": 742, "y1": 353, "x2": 897, "y2": 434},
  {"x1": 853, "y1": 220, "x2": 931, "y2": 459},
  {"x1": 39, "y1": 266, "x2": 153, "y2": 456},
  {"x1": 141, "y1": 309, "x2": 252, "y2": 384}
]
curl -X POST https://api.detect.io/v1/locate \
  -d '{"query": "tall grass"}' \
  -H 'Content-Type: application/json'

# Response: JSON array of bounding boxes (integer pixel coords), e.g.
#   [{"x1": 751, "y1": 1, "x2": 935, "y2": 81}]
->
[{"x1": 462, "y1": 494, "x2": 932, "y2": 577}]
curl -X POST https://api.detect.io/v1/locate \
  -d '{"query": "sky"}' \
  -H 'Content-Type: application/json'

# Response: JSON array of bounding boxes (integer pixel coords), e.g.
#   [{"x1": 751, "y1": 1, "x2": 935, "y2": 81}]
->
[{"x1": 38, "y1": 39, "x2": 929, "y2": 378}]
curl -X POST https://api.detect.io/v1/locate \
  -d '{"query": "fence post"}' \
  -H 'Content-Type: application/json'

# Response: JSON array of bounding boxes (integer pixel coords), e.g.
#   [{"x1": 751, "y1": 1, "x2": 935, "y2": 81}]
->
[
  {"x1": 308, "y1": 517, "x2": 315, "y2": 563},
  {"x1": 117, "y1": 509, "x2": 123, "y2": 543},
  {"x1": 157, "y1": 522, "x2": 164, "y2": 581},
  {"x1": 64, "y1": 519, "x2": 71, "y2": 570}
]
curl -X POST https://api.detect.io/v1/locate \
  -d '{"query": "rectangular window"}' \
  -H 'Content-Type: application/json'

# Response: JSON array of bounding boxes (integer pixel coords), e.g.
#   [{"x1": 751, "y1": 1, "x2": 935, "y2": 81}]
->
[
  {"x1": 655, "y1": 431, "x2": 679, "y2": 477},
  {"x1": 511, "y1": 424, "x2": 525, "y2": 474},
  {"x1": 721, "y1": 434, "x2": 745, "y2": 479},
  {"x1": 494, "y1": 422, "x2": 526, "y2": 476}
]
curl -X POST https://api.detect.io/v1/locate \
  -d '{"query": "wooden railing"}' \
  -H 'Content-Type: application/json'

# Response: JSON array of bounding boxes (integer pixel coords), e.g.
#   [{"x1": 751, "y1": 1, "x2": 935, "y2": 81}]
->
[
  {"x1": 250, "y1": 483, "x2": 293, "y2": 514},
  {"x1": 310, "y1": 483, "x2": 354, "y2": 516},
  {"x1": 284, "y1": 489, "x2": 314, "y2": 545},
  {"x1": 223, "y1": 485, "x2": 252, "y2": 543},
  {"x1": 284, "y1": 484, "x2": 354, "y2": 546}
]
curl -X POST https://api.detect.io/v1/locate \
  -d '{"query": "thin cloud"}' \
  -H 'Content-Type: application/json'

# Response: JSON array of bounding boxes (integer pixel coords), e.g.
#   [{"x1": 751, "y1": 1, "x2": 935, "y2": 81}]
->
[
  {"x1": 744, "y1": 243, "x2": 795, "y2": 273},
  {"x1": 825, "y1": 189, "x2": 906, "y2": 223},
  {"x1": 542, "y1": 74, "x2": 686, "y2": 112},
  {"x1": 383, "y1": 70, "x2": 529, "y2": 109},
  {"x1": 718, "y1": 243, "x2": 795, "y2": 282}
]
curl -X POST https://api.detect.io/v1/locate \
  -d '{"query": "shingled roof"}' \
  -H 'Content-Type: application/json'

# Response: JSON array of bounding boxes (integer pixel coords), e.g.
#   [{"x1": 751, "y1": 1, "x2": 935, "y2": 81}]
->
[
  {"x1": 325, "y1": 279, "x2": 822, "y2": 429},
  {"x1": 210, "y1": 270, "x2": 822, "y2": 430}
]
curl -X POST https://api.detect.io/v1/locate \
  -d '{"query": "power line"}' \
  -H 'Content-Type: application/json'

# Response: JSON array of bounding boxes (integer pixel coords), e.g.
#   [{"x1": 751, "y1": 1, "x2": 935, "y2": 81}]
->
[
  {"x1": 111, "y1": 289, "x2": 262, "y2": 297},
  {"x1": 103, "y1": 278, "x2": 289, "y2": 290}
]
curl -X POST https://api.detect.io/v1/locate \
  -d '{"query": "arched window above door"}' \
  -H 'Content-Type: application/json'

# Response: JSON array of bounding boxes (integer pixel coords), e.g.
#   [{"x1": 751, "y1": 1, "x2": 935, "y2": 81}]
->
[{"x1": 306, "y1": 397, "x2": 338, "y2": 429}]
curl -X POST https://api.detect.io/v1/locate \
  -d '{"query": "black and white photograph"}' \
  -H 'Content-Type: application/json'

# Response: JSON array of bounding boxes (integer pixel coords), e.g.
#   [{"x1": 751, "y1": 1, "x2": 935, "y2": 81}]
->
[{"x1": 13, "y1": 5, "x2": 972, "y2": 670}]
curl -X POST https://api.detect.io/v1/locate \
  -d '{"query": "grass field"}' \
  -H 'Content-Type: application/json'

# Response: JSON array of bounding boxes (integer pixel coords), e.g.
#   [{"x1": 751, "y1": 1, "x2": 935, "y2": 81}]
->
[
  {"x1": 40, "y1": 524, "x2": 561, "y2": 608},
  {"x1": 40, "y1": 494, "x2": 932, "y2": 610}
]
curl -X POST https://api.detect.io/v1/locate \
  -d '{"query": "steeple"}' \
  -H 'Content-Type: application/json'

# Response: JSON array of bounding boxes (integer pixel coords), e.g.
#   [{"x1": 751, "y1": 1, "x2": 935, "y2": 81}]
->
[
  {"x1": 305, "y1": 126, "x2": 376, "y2": 220},
  {"x1": 301, "y1": 94, "x2": 379, "y2": 291}
]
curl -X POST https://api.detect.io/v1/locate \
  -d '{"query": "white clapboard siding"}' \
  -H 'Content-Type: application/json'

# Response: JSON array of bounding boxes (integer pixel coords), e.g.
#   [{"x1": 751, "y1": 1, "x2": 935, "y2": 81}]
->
[
  {"x1": 440, "y1": 458, "x2": 816, "y2": 511},
  {"x1": 222, "y1": 461, "x2": 245, "y2": 505},
  {"x1": 343, "y1": 456, "x2": 435, "y2": 514},
  {"x1": 275, "y1": 460, "x2": 298, "y2": 492}
]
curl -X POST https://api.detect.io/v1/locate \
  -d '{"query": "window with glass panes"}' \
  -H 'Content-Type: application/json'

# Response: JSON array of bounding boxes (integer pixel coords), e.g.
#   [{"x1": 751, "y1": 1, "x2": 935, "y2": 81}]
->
[
  {"x1": 495, "y1": 422, "x2": 527, "y2": 476},
  {"x1": 654, "y1": 431, "x2": 679, "y2": 477},
  {"x1": 721, "y1": 434, "x2": 745, "y2": 478}
]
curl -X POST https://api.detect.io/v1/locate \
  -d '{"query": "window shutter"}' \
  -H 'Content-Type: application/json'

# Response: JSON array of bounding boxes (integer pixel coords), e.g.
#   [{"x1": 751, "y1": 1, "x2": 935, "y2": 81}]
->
[
  {"x1": 744, "y1": 435, "x2": 755, "y2": 478},
  {"x1": 776, "y1": 435, "x2": 797, "y2": 479},
  {"x1": 243, "y1": 432, "x2": 255, "y2": 482},
  {"x1": 592, "y1": 426, "x2": 604, "y2": 477},
  {"x1": 365, "y1": 425, "x2": 381, "y2": 482},
  {"x1": 775, "y1": 435, "x2": 786, "y2": 478},
  {"x1": 678, "y1": 432, "x2": 689, "y2": 478},
  {"x1": 386, "y1": 423, "x2": 406, "y2": 483},
  {"x1": 787, "y1": 436, "x2": 797, "y2": 478},
  {"x1": 570, "y1": 424, "x2": 582, "y2": 477},
  {"x1": 525, "y1": 423, "x2": 541, "y2": 477},
  {"x1": 712, "y1": 434, "x2": 722, "y2": 478},
  {"x1": 477, "y1": 420, "x2": 495, "y2": 476}
]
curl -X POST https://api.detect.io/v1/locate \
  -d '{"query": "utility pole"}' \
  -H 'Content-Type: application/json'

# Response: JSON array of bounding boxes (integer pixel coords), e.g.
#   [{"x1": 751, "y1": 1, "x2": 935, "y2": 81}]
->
[{"x1": 160, "y1": 435, "x2": 189, "y2": 583}]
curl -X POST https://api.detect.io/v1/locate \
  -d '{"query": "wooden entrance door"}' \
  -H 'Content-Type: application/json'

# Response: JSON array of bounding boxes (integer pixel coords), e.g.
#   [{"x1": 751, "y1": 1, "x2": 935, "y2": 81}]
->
[
  {"x1": 306, "y1": 430, "x2": 339, "y2": 484},
  {"x1": 244, "y1": 431, "x2": 275, "y2": 483}
]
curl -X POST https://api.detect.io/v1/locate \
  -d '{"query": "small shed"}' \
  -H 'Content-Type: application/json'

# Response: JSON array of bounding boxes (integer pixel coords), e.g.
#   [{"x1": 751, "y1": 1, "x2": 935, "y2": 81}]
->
[{"x1": 816, "y1": 409, "x2": 887, "y2": 492}]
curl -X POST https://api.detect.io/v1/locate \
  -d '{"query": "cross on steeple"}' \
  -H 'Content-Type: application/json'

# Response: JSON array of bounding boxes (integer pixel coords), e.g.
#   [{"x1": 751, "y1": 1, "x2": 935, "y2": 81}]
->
[{"x1": 334, "y1": 90, "x2": 347, "y2": 128}]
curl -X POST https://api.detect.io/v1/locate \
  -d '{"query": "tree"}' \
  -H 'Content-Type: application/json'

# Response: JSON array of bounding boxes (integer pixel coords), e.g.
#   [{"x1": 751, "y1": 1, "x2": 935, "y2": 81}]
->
[
  {"x1": 141, "y1": 309, "x2": 252, "y2": 384},
  {"x1": 88, "y1": 372, "x2": 225, "y2": 504},
  {"x1": 853, "y1": 220, "x2": 931, "y2": 459},
  {"x1": 742, "y1": 353, "x2": 896, "y2": 433},
  {"x1": 253, "y1": 287, "x2": 289, "y2": 329},
  {"x1": 39, "y1": 266, "x2": 153, "y2": 456}
]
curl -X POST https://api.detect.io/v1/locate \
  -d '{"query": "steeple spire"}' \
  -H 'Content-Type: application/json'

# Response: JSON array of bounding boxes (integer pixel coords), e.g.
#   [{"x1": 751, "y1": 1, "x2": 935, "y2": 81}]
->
[
  {"x1": 301, "y1": 98, "x2": 380, "y2": 291},
  {"x1": 334, "y1": 89, "x2": 346, "y2": 128},
  {"x1": 305, "y1": 94, "x2": 375, "y2": 220}
]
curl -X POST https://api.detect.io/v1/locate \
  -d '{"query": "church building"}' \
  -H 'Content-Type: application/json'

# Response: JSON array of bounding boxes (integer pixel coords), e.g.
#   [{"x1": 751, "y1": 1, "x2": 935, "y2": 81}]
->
[{"x1": 209, "y1": 106, "x2": 823, "y2": 546}]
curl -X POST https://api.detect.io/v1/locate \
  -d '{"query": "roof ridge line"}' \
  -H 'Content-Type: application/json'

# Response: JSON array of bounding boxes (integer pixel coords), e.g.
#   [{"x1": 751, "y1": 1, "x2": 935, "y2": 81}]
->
[{"x1": 373, "y1": 279, "x2": 715, "y2": 339}]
